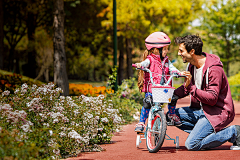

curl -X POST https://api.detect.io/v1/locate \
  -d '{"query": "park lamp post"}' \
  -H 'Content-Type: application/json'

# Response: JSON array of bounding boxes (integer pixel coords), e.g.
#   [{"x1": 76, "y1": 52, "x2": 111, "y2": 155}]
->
[{"x1": 113, "y1": 0, "x2": 118, "y2": 92}]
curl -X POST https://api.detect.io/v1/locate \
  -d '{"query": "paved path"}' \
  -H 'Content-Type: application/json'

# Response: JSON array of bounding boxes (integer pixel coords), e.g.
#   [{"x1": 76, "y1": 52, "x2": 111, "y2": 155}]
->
[{"x1": 67, "y1": 97, "x2": 240, "y2": 160}]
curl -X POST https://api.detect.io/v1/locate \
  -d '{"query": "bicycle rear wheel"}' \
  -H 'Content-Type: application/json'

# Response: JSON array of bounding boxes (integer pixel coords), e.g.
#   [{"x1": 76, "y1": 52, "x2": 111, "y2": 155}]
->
[{"x1": 146, "y1": 110, "x2": 167, "y2": 153}]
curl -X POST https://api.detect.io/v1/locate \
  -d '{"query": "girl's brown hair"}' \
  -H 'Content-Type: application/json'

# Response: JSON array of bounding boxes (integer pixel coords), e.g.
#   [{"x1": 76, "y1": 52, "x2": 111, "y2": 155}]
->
[{"x1": 137, "y1": 48, "x2": 156, "y2": 92}]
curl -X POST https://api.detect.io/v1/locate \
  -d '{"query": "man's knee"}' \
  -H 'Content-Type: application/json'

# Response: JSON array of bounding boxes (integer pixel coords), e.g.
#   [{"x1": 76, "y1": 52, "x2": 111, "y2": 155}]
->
[{"x1": 185, "y1": 138, "x2": 199, "y2": 151}]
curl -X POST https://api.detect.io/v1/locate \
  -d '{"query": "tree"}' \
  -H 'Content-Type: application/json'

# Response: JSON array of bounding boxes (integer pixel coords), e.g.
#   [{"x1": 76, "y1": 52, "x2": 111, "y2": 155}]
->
[
  {"x1": 200, "y1": 0, "x2": 240, "y2": 77},
  {"x1": 0, "y1": 0, "x2": 3, "y2": 70},
  {"x1": 25, "y1": 0, "x2": 53, "y2": 78},
  {"x1": 3, "y1": 0, "x2": 52, "y2": 76},
  {"x1": 64, "y1": 0, "x2": 112, "y2": 81},
  {"x1": 53, "y1": 0, "x2": 69, "y2": 96},
  {"x1": 102, "y1": 0, "x2": 203, "y2": 83},
  {"x1": 3, "y1": 0, "x2": 28, "y2": 72}
]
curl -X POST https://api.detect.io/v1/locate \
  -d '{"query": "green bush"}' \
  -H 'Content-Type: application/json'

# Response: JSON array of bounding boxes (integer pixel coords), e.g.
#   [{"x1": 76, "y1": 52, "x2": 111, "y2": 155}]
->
[
  {"x1": 0, "y1": 67, "x2": 143, "y2": 159},
  {"x1": 0, "y1": 83, "x2": 126, "y2": 159},
  {"x1": 0, "y1": 82, "x2": 143, "y2": 159},
  {"x1": 228, "y1": 71, "x2": 240, "y2": 101},
  {"x1": 108, "y1": 77, "x2": 144, "y2": 123}
]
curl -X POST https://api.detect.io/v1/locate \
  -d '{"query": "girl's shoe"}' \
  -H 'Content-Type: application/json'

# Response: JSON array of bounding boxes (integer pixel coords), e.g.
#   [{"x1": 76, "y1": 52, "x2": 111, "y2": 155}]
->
[
  {"x1": 167, "y1": 113, "x2": 182, "y2": 126},
  {"x1": 135, "y1": 122, "x2": 145, "y2": 132}
]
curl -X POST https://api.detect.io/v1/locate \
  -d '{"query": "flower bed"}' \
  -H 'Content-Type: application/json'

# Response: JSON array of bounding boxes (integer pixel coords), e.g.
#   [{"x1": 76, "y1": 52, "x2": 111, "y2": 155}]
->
[
  {"x1": 0, "y1": 83, "x2": 125, "y2": 159},
  {"x1": 69, "y1": 83, "x2": 114, "y2": 96}
]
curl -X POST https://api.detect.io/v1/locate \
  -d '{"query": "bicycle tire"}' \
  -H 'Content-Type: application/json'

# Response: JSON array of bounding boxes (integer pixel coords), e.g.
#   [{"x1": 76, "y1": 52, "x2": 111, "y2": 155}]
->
[{"x1": 146, "y1": 110, "x2": 167, "y2": 153}]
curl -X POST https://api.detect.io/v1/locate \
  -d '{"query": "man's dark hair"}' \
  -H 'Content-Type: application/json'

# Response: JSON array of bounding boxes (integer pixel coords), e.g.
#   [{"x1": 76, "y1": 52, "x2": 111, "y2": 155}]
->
[{"x1": 174, "y1": 35, "x2": 203, "y2": 55}]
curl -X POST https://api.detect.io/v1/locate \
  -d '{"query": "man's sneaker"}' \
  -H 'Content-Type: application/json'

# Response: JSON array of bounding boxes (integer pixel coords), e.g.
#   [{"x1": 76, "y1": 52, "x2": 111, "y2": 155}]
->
[
  {"x1": 230, "y1": 125, "x2": 240, "y2": 150},
  {"x1": 134, "y1": 122, "x2": 145, "y2": 132},
  {"x1": 167, "y1": 113, "x2": 182, "y2": 126}
]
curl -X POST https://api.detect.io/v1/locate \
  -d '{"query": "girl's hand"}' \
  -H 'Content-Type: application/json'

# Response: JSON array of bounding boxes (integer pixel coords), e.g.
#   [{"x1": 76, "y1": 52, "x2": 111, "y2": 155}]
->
[
  {"x1": 136, "y1": 63, "x2": 142, "y2": 68},
  {"x1": 180, "y1": 71, "x2": 192, "y2": 88}
]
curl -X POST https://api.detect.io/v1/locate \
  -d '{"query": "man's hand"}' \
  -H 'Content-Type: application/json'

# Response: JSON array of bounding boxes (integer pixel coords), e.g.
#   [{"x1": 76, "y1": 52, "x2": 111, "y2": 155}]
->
[{"x1": 180, "y1": 71, "x2": 192, "y2": 88}]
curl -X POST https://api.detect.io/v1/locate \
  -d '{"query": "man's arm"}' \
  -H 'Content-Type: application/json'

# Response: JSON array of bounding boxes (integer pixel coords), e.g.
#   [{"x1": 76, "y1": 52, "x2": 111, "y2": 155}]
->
[{"x1": 184, "y1": 66, "x2": 222, "y2": 106}]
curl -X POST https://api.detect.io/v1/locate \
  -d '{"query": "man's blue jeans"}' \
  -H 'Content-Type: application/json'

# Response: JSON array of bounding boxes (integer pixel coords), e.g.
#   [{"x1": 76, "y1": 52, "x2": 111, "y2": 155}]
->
[{"x1": 175, "y1": 107, "x2": 237, "y2": 151}]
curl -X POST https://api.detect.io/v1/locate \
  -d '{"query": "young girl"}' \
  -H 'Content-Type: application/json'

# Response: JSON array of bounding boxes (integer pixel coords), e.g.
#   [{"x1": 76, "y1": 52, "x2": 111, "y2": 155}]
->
[{"x1": 135, "y1": 32, "x2": 181, "y2": 132}]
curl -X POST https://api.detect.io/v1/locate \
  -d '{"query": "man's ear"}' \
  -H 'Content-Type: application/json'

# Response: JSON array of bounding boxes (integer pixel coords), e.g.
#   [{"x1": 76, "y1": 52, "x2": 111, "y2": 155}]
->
[{"x1": 190, "y1": 49, "x2": 195, "y2": 55}]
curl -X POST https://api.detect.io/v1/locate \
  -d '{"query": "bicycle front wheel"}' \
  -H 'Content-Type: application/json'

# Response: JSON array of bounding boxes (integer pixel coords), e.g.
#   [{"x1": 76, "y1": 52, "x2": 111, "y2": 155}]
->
[{"x1": 146, "y1": 110, "x2": 167, "y2": 153}]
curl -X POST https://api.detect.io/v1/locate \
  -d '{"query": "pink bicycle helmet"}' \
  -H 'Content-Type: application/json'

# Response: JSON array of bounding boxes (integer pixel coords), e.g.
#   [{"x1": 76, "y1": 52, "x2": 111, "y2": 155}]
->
[{"x1": 145, "y1": 32, "x2": 171, "y2": 50}]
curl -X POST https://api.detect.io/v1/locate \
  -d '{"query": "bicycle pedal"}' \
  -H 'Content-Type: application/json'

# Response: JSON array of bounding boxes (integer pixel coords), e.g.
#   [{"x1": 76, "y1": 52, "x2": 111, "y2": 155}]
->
[{"x1": 167, "y1": 121, "x2": 174, "y2": 126}]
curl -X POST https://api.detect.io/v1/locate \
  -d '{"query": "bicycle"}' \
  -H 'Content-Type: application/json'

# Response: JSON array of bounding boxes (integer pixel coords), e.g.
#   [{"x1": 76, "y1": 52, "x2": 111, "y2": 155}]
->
[{"x1": 132, "y1": 64, "x2": 185, "y2": 153}]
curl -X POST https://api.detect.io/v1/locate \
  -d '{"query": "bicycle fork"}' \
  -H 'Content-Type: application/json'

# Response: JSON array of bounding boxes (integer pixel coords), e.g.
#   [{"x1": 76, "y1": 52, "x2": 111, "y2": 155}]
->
[{"x1": 147, "y1": 102, "x2": 163, "y2": 133}]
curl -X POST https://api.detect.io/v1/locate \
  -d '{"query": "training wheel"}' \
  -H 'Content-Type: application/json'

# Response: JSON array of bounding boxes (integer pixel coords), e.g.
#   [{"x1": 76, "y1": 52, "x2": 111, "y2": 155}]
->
[
  {"x1": 136, "y1": 135, "x2": 140, "y2": 148},
  {"x1": 176, "y1": 136, "x2": 179, "y2": 149}
]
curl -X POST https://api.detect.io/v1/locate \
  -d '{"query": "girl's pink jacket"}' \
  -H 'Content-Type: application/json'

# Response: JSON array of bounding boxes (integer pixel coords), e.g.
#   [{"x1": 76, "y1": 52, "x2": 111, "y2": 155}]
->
[
  {"x1": 142, "y1": 54, "x2": 176, "y2": 93},
  {"x1": 174, "y1": 52, "x2": 235, "y2": 132}
]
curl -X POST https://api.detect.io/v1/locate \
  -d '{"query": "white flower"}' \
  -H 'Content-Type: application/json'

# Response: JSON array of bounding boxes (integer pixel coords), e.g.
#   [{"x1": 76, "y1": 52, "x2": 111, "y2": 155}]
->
[
  {"x1": 73, "y1": 109, "x2": 80, "y2": 116},
  {"x1": 31, "y1": 84, "x2": 37, "y2": 90},
  {"x1": 113, "y1": 115, "x2": 122, "y2": 123},
  {"x1": 43, "y1": 123, "x2": 50, "y2": 127},
  {"x1": 14, "y1": 89, "x2": 20, "y2": 94},
  {"x1": 21, "y1": 83, "x2": 28, "y2": 89},
  {"x1": 66, "y1": 96, "x2": 72, "y2": 101},
  {"x1": 101, "y1": 117, "x2": 109, "y2": 123},
  {"x1": 84, "y1": 112, "x2": 93, "y2": 119},
  {"x1": 49, "y1": 130, "x2": 53, "y2": 136},
  {"x1": 0, "y1": 104, "x2": 12, "y2": 111},
  {"x1": 53, "y1": 149, "x2": 60, "y2": 155},
  {"x1": 2, "y1": 90, "x2": 10, "y2": 96},
  {"x1": 55, "y1": 87, "x2": 62, "y2": 93},
  {"x1": 68, "y1": 130, "x2": 82, "y2": 140},
  {"x1": 95, "y1": 116, "x2": 99, "y2": 120},
  {"x1": 53, "y1": 119, "x2": 59, "y2": 123},
  {"x1": 97, "y1": 128, "x2": 103, "y2": 131},
  {"x1": 59, "y1": 131, "x2": 66, "y2": 137},
  {"x1": 21, "y1": 124, "x2": 32, "y2": 132}
]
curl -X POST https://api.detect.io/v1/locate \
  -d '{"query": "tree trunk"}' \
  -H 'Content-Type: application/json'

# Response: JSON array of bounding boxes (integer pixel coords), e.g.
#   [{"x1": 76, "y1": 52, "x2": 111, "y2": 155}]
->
[
  {"x1": 126, "y1": 38, "x2": 133, "y2": 78},
  {"x1": 53, "y1": 0, "x2": 69, "y2": 96},
  {"x1": 8, "y1": 47, "x2": 15, "y2": 71},
  {"x1": 0, "y1": 0, "x2": 3, "y2": 70},
  {"x1": 118, "y1": 36, "x2": 124, "y2": 85},
  {"x1": 26, "y1": 11, "x2": 37, "y2": 78},
  {"x1": 44, "y1": 68, "x2": 49, "y2": 82}
]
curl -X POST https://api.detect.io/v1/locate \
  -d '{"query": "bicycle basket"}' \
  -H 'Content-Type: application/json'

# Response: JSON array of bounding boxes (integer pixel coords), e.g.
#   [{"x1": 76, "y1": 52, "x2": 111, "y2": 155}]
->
[{"x1": 151, "y1": 86, "x2": 175, "y2": 103}]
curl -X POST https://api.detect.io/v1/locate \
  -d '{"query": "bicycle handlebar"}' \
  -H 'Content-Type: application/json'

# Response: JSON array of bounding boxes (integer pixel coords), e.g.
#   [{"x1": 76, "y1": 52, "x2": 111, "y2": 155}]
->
[{"x1": 132, "y1": 63, "x2": 185, "y2": 87}]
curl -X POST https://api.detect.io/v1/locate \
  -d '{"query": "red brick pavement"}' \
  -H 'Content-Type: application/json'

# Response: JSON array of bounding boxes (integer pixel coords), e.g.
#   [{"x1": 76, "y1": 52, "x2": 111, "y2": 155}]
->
[{"x1": 67, "y1": 96, "x2": 240, "y2": 160}]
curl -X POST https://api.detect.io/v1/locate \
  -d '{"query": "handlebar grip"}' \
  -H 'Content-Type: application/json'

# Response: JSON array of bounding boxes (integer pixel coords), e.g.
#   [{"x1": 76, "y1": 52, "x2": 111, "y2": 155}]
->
[{"x1": 132, "y1": 64, "x2": 137, "y2": 68}]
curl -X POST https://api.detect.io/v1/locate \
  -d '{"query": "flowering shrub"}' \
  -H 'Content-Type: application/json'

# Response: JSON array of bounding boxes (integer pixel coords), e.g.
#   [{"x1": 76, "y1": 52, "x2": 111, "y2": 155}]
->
[
  {"x1": 69, "y1": 83, "x2": 114, "y2": 97},
  {"x1": 115, "y1": 77, "x2": 144, "y2": 104},
  {"x1": 106, "y1": 77, "x2": 144, "y2": 123},
  {"x1": 0, "y1": 83, "x2": 123, "y2": 159}
]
